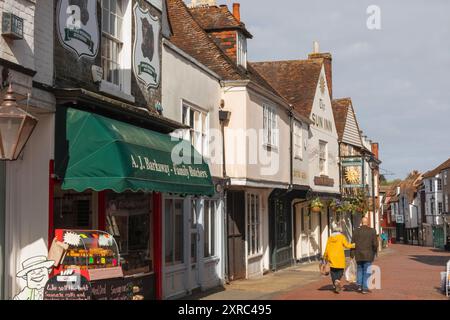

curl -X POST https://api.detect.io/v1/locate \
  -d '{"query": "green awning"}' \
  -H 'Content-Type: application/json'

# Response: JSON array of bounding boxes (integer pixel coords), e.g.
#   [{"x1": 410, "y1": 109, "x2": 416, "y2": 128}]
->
[{"x1": 59, "y1": 108, "x2": 215, "y2": 196}]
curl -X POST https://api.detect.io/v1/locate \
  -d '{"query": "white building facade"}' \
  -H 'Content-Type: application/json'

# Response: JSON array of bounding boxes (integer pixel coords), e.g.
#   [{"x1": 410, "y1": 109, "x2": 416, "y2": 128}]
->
[
  {"x1": 1, "y1": 0, "x2": 55, "y2": 299},
  {"x1": 161, "y1": 38, "x2": 226, "y2": 298}
]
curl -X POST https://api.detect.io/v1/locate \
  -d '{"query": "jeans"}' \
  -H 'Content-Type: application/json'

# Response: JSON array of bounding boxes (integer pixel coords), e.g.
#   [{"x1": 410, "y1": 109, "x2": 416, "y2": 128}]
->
[
  {"x1": 357, "y1": 261, "x2": 372, "y2": 291},
  {"x1": 330, "y1": 268, "x2": 344, "y2": 286}
]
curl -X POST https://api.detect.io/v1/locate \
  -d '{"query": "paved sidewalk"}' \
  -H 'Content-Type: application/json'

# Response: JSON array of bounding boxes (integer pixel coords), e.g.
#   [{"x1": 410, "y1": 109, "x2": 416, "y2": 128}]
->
[
  {"x1": 187, "y1": 245, "x2": 450, "y2": 300},
  {"x1": 276, "y1": 244, "x2": 450, "y2": 300}
]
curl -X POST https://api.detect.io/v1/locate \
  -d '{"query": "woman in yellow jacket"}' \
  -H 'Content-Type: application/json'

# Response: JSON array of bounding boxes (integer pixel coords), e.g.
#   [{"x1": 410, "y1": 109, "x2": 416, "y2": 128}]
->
[{"x1": 323, "y1": 224, "x2": 355, "y2": 293}]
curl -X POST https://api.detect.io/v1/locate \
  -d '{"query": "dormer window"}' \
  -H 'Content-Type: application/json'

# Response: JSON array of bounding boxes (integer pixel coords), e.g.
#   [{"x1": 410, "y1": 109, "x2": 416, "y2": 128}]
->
[{"x1": 237, "y1": 32, "x2": 247, "y2": 68}]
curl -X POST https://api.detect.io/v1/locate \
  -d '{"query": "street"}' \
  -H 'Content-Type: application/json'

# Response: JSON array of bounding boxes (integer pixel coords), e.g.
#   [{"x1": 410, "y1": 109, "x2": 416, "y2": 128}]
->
[{"x1": 192, "y1": 245, "x2": 450, "y2": 300}]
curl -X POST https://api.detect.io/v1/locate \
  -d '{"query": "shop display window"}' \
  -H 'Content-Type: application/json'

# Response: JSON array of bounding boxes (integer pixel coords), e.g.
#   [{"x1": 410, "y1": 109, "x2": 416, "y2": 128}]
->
[
  {"x1": 54, "y1": 229, "x2": 123, "y2": 281},
  {"x1": 165, "y1": 198, "x2": 184, "y2": 266},
  {"x1": 54, "y1": 185, "x2": 93, "y2": 230},
  {"x1": 106, "y1": 192, "x2": 153, "y2": 276}
]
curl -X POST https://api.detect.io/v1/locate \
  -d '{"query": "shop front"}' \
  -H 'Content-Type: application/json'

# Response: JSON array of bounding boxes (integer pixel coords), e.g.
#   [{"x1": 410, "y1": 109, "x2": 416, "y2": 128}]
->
[
  {"x1": 52, "y1": 106, "x2": 216, "y2": 300},
  {"x1": 269, "y1": 186, "x2": 310, "y2": 271},
  {"x1": 293, "y1": 193, "x2": 339, "y2": 263},
  {"x1": 226, "y1": 188, "x2": 271, "y2": 281}
]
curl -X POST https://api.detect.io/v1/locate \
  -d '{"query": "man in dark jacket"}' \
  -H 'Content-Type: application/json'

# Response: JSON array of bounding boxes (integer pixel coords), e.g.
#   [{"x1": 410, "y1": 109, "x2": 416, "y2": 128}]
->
[{"x1": 351, "y1": 217, "x2": 379, "y2": 294}]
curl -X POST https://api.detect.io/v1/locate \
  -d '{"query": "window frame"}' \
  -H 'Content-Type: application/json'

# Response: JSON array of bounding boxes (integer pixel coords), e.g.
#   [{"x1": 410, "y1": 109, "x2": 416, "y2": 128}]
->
[
  {"x1": 263, "y1": 104, "x2": 278, "y2": 149},
  {"x1": 236, "y1": 32, "x2": 247, "y2": 68},
  {"x1": 437, "y1": 178, "x2": 442, "y2": 191},
  {"x1": 438, "y1": 202, "x2": 443, "y2": 214},
  {"x1": 319, "y1": 140, "x2": 328, "y2": 176},
  {"x1": 101, "y1": 0, "x2": 125, "y2": 89},
  {"x1": 164, "y1": 197, "x2": 185, "y2": 267},
  {"x1": 181, "y1": 102, "x2": 209, "y2": 158},
  {"x1": 293, "y1": 120, "x2": 303, "y2": 160},
  {"x1": 246, "y1": 193, "x2": 262, "y2": 258},
  {"x1": 203, "y1": 199, "x2": 218, "y2": 259}
]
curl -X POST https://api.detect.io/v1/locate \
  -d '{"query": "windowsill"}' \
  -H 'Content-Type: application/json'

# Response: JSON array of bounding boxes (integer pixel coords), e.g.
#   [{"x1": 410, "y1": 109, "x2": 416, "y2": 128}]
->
[
  {"x1": 203, "y1": 256, "x2": 220, "y2": 264},
  {"x1": 165, "y1": 263, "x2": 187, "y2": 272},
  {"x1": 247, "y1": 252, "x2": 264, "y2": 260},
  {"x1": 263, "y1": 144, "x2": 278, "y2": 152},
  {"x1": 99, "y1": 80, "x2": 135, "y2": 103}
]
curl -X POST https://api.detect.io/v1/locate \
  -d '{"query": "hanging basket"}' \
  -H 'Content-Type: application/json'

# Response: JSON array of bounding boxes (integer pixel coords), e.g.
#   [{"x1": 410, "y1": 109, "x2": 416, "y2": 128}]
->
[{"x1": 311, "y1": 206, "x2": 322, "y2": 213}]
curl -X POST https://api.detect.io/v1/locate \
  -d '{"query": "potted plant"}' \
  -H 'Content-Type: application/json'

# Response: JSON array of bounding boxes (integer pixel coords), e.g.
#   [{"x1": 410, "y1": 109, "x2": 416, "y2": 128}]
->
[
  {"x1": 310, "y1": 197, "x2": 324, "y2": 213},
  {"x1": 350, "y1": 191, "x2": 369, "y2": 216}
]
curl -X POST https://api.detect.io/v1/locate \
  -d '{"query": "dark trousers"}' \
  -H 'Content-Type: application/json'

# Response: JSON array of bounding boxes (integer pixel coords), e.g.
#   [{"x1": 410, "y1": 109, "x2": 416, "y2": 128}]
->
[
  {"x1": 356, "y1": 261, "x2": 372, "y2": 290},
  {"x1": 330, "y1": 267, "x2": 344, "y2": 286}
]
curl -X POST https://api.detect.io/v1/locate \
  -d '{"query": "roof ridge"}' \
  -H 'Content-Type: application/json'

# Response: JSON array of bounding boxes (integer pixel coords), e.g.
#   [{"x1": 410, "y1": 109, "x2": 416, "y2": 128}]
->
[
  {"x1": 252, "y1": 58, "x2": 323, "y2": 65},
  {"x1": 251, "y1": 58, "x2": 324, "y2": 118}
]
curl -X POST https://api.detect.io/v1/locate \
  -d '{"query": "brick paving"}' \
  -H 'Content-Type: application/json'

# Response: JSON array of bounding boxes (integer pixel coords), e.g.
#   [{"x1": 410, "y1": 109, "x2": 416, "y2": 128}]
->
[
  {"x1": 189, "y1": 244, "x2": 450, "y2": 300},
  {"x1": 276, "y1": 244, "x2": 450, "y2": 300}
]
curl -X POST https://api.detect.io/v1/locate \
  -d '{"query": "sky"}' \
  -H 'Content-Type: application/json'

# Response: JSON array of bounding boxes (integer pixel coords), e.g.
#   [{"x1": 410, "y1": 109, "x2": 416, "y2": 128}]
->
[{"x1": 186, "y1": 0, "x2": 450, "y2": 180}]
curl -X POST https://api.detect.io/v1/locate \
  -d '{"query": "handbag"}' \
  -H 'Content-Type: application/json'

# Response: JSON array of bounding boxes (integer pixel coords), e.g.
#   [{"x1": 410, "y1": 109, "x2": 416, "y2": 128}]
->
[
  {"x1": 345, "y1": 258, "x2": 357, "y2": 283},
  {"x1": 319, "y1": 259, "x2": 330, "y2": 276}
]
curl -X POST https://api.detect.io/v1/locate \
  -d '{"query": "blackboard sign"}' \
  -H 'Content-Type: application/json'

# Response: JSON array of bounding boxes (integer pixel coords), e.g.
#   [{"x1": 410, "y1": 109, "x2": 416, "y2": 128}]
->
[
  {"x1": 91, "y1": 278, "x2": 133, "y2": 300},
  {"x1": 91, "y1": 274, "x2": 155, "y2": 300},
  {"x1": 44, "y1": 273, "x2": 92, "y2": 300}
]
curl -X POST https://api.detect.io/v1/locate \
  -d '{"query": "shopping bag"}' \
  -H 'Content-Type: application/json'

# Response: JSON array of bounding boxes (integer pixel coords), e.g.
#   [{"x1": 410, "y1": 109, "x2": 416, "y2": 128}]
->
[
  {"x1": 345, "y1": 258, "x2": 357, "y2": 283},
  {"x1": 319, "y1": 260, "x2": 330, "y2": 276}
]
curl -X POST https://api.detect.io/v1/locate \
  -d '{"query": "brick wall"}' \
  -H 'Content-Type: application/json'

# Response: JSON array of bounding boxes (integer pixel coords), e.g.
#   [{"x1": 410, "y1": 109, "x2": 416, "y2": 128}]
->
[
  {"x1": 0, "y1": 0, "x2": 36, "y2": 70},
  {"x1": 33, "y1": 0, "x2": 53, "y2": 86},
  {"x1": 210, "y1": 30, "x2": 237, "y2": 62}
]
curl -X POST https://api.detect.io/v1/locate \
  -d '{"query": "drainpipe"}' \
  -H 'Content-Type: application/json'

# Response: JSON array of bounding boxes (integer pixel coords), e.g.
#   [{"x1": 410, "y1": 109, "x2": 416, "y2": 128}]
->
[
  {"x1": 0, "y1": 162, "x2": 5, "y2": 300},
  {"x1": 219, "y1": 104, "x2": 231, "y2": 283},
  {"x1": 289, "y1": 107, "x2": 294, "y2": 187}
]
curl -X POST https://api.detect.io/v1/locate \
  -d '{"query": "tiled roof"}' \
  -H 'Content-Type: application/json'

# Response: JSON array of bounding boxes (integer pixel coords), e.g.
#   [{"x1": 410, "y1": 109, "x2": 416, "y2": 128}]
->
[
  {"x1": 189, "y1": 5, "x2": 253, "y2": 38},
  {"x1": 331, "y1": 98, "x2": 350, "y2": 141},
  {"x1": 423, "y1": 158, "x2": 450, "y2": 178},
  {"x1": 251, "y1": 60, "x2": 323, "y2": 118},
  {"x1": 166, "y1": 0, "x2": 286, "y2": 104},
  {"x1": 398, "y1": 171, "x2": 422, "y2": 200},
  {"x1": 166, "y1": 0, "x2": 243, "y2": 81},
  {"x1": 332, "y1": 98, "x2": 363, "y2": 146}
]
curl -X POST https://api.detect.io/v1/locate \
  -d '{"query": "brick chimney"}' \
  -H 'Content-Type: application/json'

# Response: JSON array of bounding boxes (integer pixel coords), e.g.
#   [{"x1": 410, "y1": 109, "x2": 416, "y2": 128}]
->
[
  {"x1": 308, "y1": 41, "x2": 333, "y2": 100},
  {"x1": 371, "y1": 143, "x2": 379, "y2": 160},
  {"x1": 189, "y1": 2, "x2": 252, "y2": 67},
  {"x1": 233, "y1": 3, "x2": 241, "y2": 22}
]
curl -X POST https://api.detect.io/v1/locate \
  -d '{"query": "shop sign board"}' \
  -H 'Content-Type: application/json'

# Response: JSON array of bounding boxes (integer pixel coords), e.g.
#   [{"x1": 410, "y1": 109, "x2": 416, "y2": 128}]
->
[
  {"x1": 57, "y1": 0, "x2": 100, "y2": 59},
  {"x1": 133, "y1": 3, "x2": 161, "y2": 89},
  {"x1": 44, "y1": 270, "x2": 92, "y2": 300}
]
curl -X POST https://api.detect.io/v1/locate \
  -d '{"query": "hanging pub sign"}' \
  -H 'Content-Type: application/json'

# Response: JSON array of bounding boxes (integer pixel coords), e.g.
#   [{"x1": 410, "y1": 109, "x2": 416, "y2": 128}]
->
[
  {"x1": 56, "y1": 0, "x2": 99, "y2": 59},
  {"x1": 133, "y1": 3, "x2": 161, "y2": 89},
  {"x1": 342, "y1": 157, "x2": 364, "y2": 188}
]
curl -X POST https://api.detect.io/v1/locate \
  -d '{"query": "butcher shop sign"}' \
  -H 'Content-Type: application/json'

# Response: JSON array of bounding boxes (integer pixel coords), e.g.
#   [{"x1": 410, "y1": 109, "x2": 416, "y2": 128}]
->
[{"x1": 133, "y1": 3, "x2": 161, "y2": 89}]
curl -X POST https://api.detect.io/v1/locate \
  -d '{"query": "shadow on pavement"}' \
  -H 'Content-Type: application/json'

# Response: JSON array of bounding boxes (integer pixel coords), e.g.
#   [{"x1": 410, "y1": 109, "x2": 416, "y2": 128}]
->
[
  {"x1": 181, "y1": 285, "x2": 226, "y2": 300},
  {"x1": 409, "y1": 255, "x2": 450, "y2": 266},
  {"x1": 318, "y1": 284, "x2": 334, "y2": 291}
]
